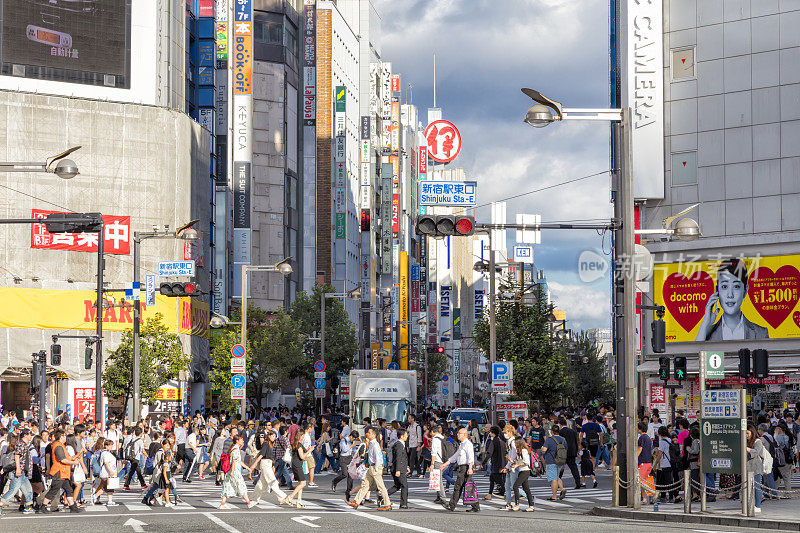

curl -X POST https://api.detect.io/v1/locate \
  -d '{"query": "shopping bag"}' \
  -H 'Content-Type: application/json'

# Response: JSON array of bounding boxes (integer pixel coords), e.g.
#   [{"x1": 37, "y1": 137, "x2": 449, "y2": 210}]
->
[
  {"x1": 644, "y1": 475, "x2": 655, "y2": 497},
  {"x1": 73, "y1": 467, "x2": 87, "y2": 484},
  {"x1": 106, "y1": 476, "x2": 120, "y2": 490},
  {"x1": 428, "y1": 469, "x2": 441, "y2": 491}
]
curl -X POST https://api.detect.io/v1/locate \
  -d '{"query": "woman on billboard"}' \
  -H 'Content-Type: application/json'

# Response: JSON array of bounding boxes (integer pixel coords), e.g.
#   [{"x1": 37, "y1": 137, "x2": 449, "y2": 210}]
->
[{"x1": 695, "y1": 258, "x2": 769, "y2": 341}]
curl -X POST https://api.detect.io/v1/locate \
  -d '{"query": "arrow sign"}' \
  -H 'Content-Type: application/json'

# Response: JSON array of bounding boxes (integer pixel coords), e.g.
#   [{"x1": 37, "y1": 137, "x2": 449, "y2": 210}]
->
[
  {"x1": 124, "y1": 518, "x2": 147, "y2": 533},
  {"x1": 291, "y1": 516, "x2": 321, "y2": 528}
]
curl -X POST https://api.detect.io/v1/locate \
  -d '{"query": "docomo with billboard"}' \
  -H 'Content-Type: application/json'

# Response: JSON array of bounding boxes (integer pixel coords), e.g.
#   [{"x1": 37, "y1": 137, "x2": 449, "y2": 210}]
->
[
  {"x1": 653, "y1": 254, "x2": 800, "y2": 342},
  {"x1": 31, "y1": 209, "x2": 131, "y2": 255},
  {"x1": 424, "y1": 120, "x2": 461, "y2": 163},
  {"x1": 618, "y1": 0, "x2": 664, "y2": 199},
  {"x1": 1, "y1": 0, "x2": 131, "y2": 88},
  {"x1": 419, "y1": 181, "x2": 476, "y2": 207}
]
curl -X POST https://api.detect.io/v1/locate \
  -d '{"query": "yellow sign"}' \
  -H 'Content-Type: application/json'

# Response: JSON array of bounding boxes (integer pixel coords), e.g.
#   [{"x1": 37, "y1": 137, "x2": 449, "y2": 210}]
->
[
  {"x1": 371, "y1": 343, "x2": 379, "y2": 370},
  {"x1": 400, "y1": 251, "x2": 408, "y2": 370},
  {"x1": 154, "y1": 387, "x2": 182, "y2": 400},
  {"x1": 179, "y1": 297, "x2": 210, "y2": 339},
  {"x1": 653, "y1": 255, "x2": 800, "y2": 342}
]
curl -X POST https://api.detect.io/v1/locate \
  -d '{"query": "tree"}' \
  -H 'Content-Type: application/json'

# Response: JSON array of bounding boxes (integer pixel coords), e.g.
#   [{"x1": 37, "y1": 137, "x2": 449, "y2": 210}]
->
[
  {"x1": 103, "y1": 313, "x2": 189, "y2": 408},
  {"x1": 210, "y1": 307, "x2": 305, "y2": 413},
  {"x1": 290, "y1": 284, "x2": 359, "y2": 405},
  {"x1": 474, "y1": 278, "x2": 570, "y2": 410},
  {"x1": 566, "y1": 332, "x2": 615, "y2": 407}
]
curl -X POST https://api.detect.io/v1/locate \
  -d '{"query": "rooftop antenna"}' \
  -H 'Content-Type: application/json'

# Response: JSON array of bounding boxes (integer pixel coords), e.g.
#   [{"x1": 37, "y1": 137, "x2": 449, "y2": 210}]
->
[{"x1": 433, "y1": 53, "x2": 436, "y2": 108}]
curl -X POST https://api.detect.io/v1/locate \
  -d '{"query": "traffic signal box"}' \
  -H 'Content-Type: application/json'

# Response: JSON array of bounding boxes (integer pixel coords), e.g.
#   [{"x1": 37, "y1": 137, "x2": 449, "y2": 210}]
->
[
  {"x1": 415, "y1": 215, "x2": 475, "y2": 237},
  {"x1": 651, "y1": 319, "x2": 666, "y2": 353},
  {"x1": 658, "y1": 356, "x2": 670, "y2": 381},
  {"x1": 159, "y1": 282, "x2": 197, "y2": 297},
  {"x1": 50, "y1": 344, "x2": 61, "y2": 366},
  {"x1": 674, "y1": 356, "x2": 687, "y2": 381}
]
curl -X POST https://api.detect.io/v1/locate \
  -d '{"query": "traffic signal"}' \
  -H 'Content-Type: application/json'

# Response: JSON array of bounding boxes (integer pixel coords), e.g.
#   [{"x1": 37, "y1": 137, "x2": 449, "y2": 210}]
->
[
  {"x1": 360, "y1": 209, "x2": 370, "y2": 231},
  {"x1": 674, "y1": 356, "x2": 687, "y2": 381},
  {"x1": 436, "y1": 346, "x2": 444, "y2": 354},
  {"x1": 50, "y1": 344, "x2": 61, "y2": 366},
  {"x1": 159, "y1": 282, "x2": 197, "y2": 297},
  {"x1": 84, "y1": 346, "x2": 93, "y2": 370},
  {"x1": 414, "y1": 215, "x2": 475, "y2": 237},
  {"x1": 651, "y1": 318, "x2": 666, "y2": 353},
  {"x1": 43, "y1": 212, "x2": 102, "y2": 234},
  {"x1": 753, "y1": 349, "x2": 769, "y2": 378},
  {"x1": 30, "y1": 359, "x2": 41, "y2": 391},
  {"x1": 738, "y1": 348, "x2": 751, "y2": 378},
  {"x1": 658, "y1": 356, "x2": 670, "y2": 381}
]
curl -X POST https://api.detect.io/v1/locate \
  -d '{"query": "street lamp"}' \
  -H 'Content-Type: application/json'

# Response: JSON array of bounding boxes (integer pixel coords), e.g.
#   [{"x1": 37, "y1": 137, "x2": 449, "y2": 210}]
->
[
  {"x1": 131, "y1": 221, "x2": 200, "y2": 422},
  {"x1": 0, "y1": 146, "x2": 82, "y2": 179},
  {"x1": 240, "y1": 258, "x2": 293, "y2": 417},
  {"x1": 522, "y1": 87, "x2": 699, "y2": 509}
]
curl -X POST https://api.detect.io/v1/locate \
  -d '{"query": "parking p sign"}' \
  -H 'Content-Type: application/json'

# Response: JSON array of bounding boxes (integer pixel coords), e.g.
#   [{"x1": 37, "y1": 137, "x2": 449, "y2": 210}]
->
[{"x1": 492, "y1": 361, "x2": 513, "y2": 392}]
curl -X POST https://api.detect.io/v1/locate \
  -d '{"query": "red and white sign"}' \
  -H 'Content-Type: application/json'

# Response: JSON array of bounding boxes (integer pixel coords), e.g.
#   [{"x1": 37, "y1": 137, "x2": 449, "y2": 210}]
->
[
  {"x1": 197, "y1": 0, "x2": 214, "y2": 17},
  {"x1": 340, "y1": 386, "x2": 349, "y2": 396},
  {"x1": 31, "y1": 209, "x2": 131, "y2": 255},
  {"x1": 391, "y1": 193, "x2": 400, "y2": 236},
  {"x1": 391, "y1": 74, "x2": 400, "y2": 93},
  {"x1": 424, "y1": 120, "x2": 461, "y2": 163},
  {"x1": 183, "y1": 230, "x2": 205, "y2": 267},
  {"x1": 496, "y1": 402, "x2": 527, "y2": 411},
  {"x1": 74, "y1": 387, "x2": 96, "y2": 421},
  {"x1": 419, "y1": 146, "x2": 427, "y2": 174}
]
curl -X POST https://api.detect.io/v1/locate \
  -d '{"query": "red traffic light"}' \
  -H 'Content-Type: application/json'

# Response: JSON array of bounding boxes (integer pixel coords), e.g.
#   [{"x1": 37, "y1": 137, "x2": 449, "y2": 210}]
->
[
  {"x1": 160, "y1": 282, "x2": 197, "y2": 297},
  {"x1": 183, "y1": 282, "x2": 196, "y2": 295},
  {"x1": 436, "y1": 346, "x2": 444, "y2": 353},
  {"x1": 455, "y1": 216, "x2": 474, "y2": 235}
]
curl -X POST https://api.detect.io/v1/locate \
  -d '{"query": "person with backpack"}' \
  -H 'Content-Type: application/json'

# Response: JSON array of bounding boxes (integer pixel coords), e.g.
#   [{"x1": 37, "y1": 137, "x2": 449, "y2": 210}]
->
[
  {"x1": 540, "y1": 424, "x2": 567, "y2": 501},
  {"x1": 219, "y1": 434, "x2": 257, "y2": 509},
  {"x1": 774, "y1": 424, "x2": 793, "y2": 492},
  {"x1": 654, "y1": 426, "x2": 675, "y2": 502},
  {"x1": 500, "y1": 424, "x2": 518, "y2": 509},
  {"x1": 123, "y1": 426, "x2": 147, "y2": 490},
  {"x1": 758, "y1": 423, "x2": 778, "y2": 499},
  {"x1": 39, "y1": 430, "x2": 84, "y2": 513},
  {"x1": 559, "y1": 416, "x2": 582, "y2": 489},
  {"x1": 429, "y1": 425, "x2": 448, "y2": 504},
  {"x1": 438, "y1": 426, "x2": 480, "y2": 513}
]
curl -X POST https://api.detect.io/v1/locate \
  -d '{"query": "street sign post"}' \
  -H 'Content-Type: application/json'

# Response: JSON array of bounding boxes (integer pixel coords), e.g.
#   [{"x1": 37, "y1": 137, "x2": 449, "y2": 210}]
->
[
  {"x1": 231, "y1": 344, "x2": 246, "y2": 358},
  {"x1": 314, "y1": 389, "x2": 325, "y2": 399},
  {"x1": 491, "y1": 361, "x2": 513, "y2": 393},
  {"x1": 231, "y1": 374, "x2": 246, "y2": 389},
  {"x1": 706, "y1": 351, "x2": 725, "y2": 379},
  {"x1": 314, "y1": 360, "x2": 326, "y2": 372},
  {"x1": 231, "y1": 388, "x2": 245, "y2": 400},
  {"x1": 314, "y1": 378, "x2": 325, "y2": 389},
  {"x1": 231, "y1": 358, "x2": 245, "y2": 373}
]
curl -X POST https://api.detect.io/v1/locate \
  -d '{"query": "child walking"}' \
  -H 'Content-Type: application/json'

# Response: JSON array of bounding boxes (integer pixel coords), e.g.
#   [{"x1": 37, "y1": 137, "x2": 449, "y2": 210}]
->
[{"x1": 580, "y1": 441, "x2": 597, "y2": 488}]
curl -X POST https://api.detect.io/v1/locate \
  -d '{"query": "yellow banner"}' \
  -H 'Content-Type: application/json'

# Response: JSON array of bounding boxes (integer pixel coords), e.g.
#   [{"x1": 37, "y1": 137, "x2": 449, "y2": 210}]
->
[
  {"x1": 653, "y1": 254, "x2": 800, "y2": 342},
  {"x1": 179, "y1": 297, "x2": 210, "y2": 339},
  {"x1": 400, "y1": 251, "x2": 408, "y2": 370}
]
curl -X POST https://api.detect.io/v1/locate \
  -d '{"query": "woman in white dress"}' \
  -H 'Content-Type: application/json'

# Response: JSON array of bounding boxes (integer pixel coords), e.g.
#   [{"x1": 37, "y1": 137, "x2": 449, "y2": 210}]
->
[{"x1": 219, "y1": 434, "x2": 257, "y2": 509}]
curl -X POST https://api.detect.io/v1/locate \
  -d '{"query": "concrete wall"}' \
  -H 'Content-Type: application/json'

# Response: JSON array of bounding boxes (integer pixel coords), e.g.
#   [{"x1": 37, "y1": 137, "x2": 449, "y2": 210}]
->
[{"x1": 0, "y1": 90, "x2": 211, "y2": 377}]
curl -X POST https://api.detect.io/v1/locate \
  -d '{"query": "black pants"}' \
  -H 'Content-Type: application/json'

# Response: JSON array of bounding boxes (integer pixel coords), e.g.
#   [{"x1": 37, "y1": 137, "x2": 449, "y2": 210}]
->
[
  {"x1": 513, "y1": 470, "x2": 534, "y2": 506},
  {"x1": 489, "y1": 471, "x2": 505, "y2": 495},
  {"x1": 656, "y1": 467, "x2": 676, "y2": 500},
  {"x1": 124, "y1": 459, "x2": 146, "y2": 487},
  {"x1": 559, "y1": 456, "x2": 581, "y2": 487},
  {"x1": 449, "y1": 465, "x2": 479, "y2": 511},
  {"x1": 43, "y1": 478, "x2": 72, "y2": 502},
  {"x1": 332, "y1": 456, "x2": 355, "y2": 499},
  {"x1": 386, "y1": 473, "x2": 408, "y2": 506},
  {"x1": 408, "y1": 447, "x2": 419, "y2": 476}
]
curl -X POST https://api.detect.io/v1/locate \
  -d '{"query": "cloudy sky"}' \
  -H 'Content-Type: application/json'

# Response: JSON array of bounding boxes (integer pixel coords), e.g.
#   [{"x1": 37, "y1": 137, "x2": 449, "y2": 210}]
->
[{"x1": 374, "y1": 0, "x2": 613, "y2": 331}]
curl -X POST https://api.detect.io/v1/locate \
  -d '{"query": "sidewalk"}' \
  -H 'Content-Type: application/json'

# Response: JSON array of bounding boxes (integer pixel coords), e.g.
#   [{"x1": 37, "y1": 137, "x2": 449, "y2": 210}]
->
[{"x1": 593, "y1": 497, "x2": 800, "y2": 531}]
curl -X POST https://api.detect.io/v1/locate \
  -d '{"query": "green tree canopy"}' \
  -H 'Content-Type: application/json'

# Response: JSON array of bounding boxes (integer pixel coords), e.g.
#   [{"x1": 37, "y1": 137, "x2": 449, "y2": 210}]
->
[{"x1": 565, "y1": 332, "x2": 615, "y2": 407}]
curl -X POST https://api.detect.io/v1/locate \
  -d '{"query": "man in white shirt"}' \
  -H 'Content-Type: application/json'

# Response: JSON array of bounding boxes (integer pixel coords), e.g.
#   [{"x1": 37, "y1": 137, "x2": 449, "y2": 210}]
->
[
  {"x1": 407, "y1": 414, "x2": 422, "y2": 477},
  {"x1": 348, "y1": 428, "x2": 391, "y2": 510},
  {"x1": 430, "y1": 425, "x2": 447, "y2": 504},
  {"x1": 174, "y1": 421, "x2": 188, "y2": 470},
  {"x1": 440, "y1": 427, "x2": 480, "y2": 512},
  {"x1": 104, "y1": 422, "x2": 121, "y2": 453}
]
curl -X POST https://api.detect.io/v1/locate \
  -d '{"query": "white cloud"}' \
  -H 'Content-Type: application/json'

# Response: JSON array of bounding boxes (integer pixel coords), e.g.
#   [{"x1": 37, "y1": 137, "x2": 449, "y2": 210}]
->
[{"x1": 548, "y1": 280, "x2": 611, "y2": 331}]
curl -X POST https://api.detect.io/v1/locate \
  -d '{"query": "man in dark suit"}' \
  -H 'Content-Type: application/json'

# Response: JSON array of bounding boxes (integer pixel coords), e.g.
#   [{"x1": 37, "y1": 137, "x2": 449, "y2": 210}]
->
[
  {"x1": 386, "y1": 428, "x2": 410, "y2": 508},
  {"x1": 484, "y1": 426, "x2": 506, "y2": 499},
  {"x1": 558, "y1": 416, "x2": 582, "y2": 489}
]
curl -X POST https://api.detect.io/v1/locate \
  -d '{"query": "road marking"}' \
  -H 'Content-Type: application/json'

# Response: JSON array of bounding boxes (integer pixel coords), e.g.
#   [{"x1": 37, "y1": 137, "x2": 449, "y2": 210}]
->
[
  {"x1": 531, "y1": 499, "x2": 570, "y2": 508},
  {"x1": 255, "y1": 501, "x2": 280, "y2": 509},
  {"x1": 203, "y1": 499, "x2": 240, "y2": 509},
  {"x1": 292, "y1": 515, "x2": 322, "y2": 528},
  {"x1": 123, "y1": 518, "x2": 146, "y2": 532},
  {"x1": 408, "y1": 498, "x2": 444, "y2": 510},
  {"x1": 203, "y1": 512, "x2": 243, "y2": 533},
  {"x1": 84, "y1": 505, "x2": 110, "y2": 512},
  {"x1": 349, "y1": 508, "x2": 444, "y2": 532},
  {"x1": 122, "y1": 503, "x2": 151, "y2": 511},
  {"x1": 562, "y1": 498, "x2": 592, "y2": 504}
]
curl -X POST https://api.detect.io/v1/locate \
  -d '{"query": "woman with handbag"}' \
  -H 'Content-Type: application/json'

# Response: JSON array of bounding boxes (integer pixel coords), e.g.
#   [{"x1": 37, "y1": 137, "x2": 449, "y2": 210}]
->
[
  {"x1": 66, "y1": 434, "x2": 88, "y2": 507},
  {"x1": 95, "y1": 438, "x2": 119, "y2": 506},
  {"x1": 196, "y1": 426, "x2": 211, "y2": 480},
  {"x1": 746, "y1": 424, "x2": 766, "y2": 513},
  {"x1": 285, "y1": 428, "x2": 314, "y2": 508},
  {"x1": 219, "y1": 435, "x2": 257, "y2": 510}
]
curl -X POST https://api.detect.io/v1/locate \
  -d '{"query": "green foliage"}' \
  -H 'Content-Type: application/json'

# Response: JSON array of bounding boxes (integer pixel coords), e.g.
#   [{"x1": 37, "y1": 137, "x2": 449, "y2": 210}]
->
[
  {"x1": 103, "y1": 313, "x2": 189, "y2": 404},
  {"x1": 567, "y1": 333, "x2": 616, "y2": 407},
  {"x1": 210, "y1": 307, "x2": 305, "y2": 413},
  {"x1": 290, "y1": 285, "x2": 359, "y2": 393},
  {"x1": 474, "y1": 279, "x2": 570, "y2": 410},
  {"x1": 410, "y1": 350, "x2": 446, "y2": 399}
]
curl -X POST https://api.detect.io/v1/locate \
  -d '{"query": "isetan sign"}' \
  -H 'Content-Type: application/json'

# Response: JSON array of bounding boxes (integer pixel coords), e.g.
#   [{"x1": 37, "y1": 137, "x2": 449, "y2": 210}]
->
[{"x1": 619, "y1": 0, "x2": 664, "y2": 200}]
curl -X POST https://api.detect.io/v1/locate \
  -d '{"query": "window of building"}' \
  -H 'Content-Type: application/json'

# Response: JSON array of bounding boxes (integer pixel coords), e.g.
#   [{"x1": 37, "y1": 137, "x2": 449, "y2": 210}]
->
[
  {"x1": 672, "y1": 47, "x2": 695, "y2": 81},
  {"x1": 671, "y1": 151, "x2": 697, "y2": 186},
  {"x1": 254, "y1": 20, "x2": 282, "y2": 45},
  {"x1": 285, "y1": 23, "x2": 298, "y2": 56}
]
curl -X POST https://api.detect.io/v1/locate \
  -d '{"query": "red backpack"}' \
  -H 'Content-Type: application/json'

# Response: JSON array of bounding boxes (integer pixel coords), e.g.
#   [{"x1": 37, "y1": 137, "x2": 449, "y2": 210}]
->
[{"x1": 220, "y1": 452, "x2": 231, "y2": 473}]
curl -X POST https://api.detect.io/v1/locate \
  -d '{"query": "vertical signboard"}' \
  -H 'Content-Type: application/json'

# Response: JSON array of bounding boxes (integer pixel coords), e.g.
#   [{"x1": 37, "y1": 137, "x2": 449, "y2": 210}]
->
[
  {"x1": 619, "y1": 0, "x2": 664, "y2": 199},
  {"x1": 400, "y1": 252, "x2": 409, "y2": 370},
  {"x1": 439, "y1": 285, "x2": 451, "y2": 343},
  {"x1": 390, "y1": 97, "x2": 400, "y2": 153},
  {"x1": 231, "y1": 0, "x2": 252, "y2": 297},
  {"x1": 418, "y1": 146, "x2": 428, "y2": 215},
  {"x1": 381, "y1": 163, "x2": 393, "y2": 273},
  {"x1": 302, "y1": 0, "x2": 317, "y2": 291},
  {"x1": 334, "y1": 86, "x2": 346, "y2": 240}
]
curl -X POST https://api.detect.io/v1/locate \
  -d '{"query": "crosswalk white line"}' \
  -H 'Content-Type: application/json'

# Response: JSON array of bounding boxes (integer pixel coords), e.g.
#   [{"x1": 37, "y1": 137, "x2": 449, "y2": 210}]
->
[
  {"x1": 83, "y1": 505, "x2": 110, "y2": 512},
  {"x1": 122, "y1": 502, "x2": 151, "y2": 511},
  {"x1": 409, "y1": 498, "x2": 445, "y2": 510},
  {"x1": 562, "y1": 498, "x2": 592, "y2": 504},
  {"x1": 203, "y1": 499, "x2": 240, "y2": 509},
  {"x1": 174, "y1": 501, "x2": 197, "y2": 510},
  {"x1": 255, "y1": 501, "x2": 279, "y2": 509},
  {"x1": 530, "y1": 498, "x2": 570, "y2": 508}
]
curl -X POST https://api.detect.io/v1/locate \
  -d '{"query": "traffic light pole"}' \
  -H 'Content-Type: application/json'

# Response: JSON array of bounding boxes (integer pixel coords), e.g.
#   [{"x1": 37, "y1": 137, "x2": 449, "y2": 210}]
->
[
  {"x1": 95, "y1": 219, "x2": 105, "y2": 428},
  {"x1": 38, "y1": 350, "x2": 46, "y2": 433},
  {"x1": 133, "y1": 233, "x2": 141, "y2": 424}
]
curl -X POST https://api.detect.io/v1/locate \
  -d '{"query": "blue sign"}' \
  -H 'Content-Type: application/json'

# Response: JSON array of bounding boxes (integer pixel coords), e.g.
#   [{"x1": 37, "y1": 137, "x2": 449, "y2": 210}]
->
[
  {"x1": 411, "y1": 264, "x2": 420, "y2": 281},
  {"x1": 145, "y1": 275, "x2": 155, "y2": 306},
  {"x1": 492, "y1": 362, "x2": 513, "y2": 381},
  {"x1": 419, "y1": 181, "x2": 477, "y2": 206},
  {"x1": 234, "y1": 0, "x2": 251, "y2": 21},
  {"x1": 314, "y1": 378, "x2": 326, "y2": 389},
  {"x1": 388, "y1": 362, "x2": 399, "y2": 370},
  {"x1": 158, "y1": 260, "x2": 195, "y2": 277},
  {"x1": 466, "y1": 399, "x2": 472, "y2": 406},
  {"x1": 442, "y1": 387, "x2": 449, "y2": 395},
  {"x1": 231, "y1": 374, "x2": 245, "y2": 388},
  {"x1": 231, "y1": 344, "x2": 246, "y2": 358},
  {"x1": 314, "y1": 360, "x2": 326, "y2": 372}
]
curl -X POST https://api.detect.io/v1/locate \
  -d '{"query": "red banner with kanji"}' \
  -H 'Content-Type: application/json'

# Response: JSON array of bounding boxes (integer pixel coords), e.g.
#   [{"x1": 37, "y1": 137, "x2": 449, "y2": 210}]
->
[{"x1": 31, "y1": 209, "x2": 131, "y2": 255}]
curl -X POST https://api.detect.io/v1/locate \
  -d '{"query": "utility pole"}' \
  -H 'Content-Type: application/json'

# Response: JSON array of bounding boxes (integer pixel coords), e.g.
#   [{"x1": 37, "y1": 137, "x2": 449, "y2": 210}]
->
[
  {"x1": 95, "y1": 219, "x2": 105, "y2": 429},
  {"x1": 133, "y1": 233, "x2": 141, "y2": 423},
  {"x1": 37, "y1": 350, "x2": 46, "y2": 433}
]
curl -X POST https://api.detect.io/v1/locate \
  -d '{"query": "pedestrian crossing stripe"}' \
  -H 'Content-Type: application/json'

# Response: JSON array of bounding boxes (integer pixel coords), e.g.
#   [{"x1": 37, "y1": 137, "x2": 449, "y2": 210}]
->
[{"x1": 408, "y1": 499, "x2": 444, "y2": 510}]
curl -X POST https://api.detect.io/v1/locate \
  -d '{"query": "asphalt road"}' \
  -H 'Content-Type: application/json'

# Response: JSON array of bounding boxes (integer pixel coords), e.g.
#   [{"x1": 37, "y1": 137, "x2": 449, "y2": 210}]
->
[{"x1": 0, "y1": 468, "x2": 767, "y2": 532}]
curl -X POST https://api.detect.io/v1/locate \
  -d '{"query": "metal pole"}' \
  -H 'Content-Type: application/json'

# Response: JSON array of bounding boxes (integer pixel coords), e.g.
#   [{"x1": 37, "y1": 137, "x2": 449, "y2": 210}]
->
[
  {"x1": 617, "y1": 107, "x2": 637, "y2": 508},
  {"x1": 740, "y1": 390, "x2": 747, "y2": 516},
  {"x1": 700, "y1": 351, "x2": 707, "y2": 511},
  {"x1": 95, "y1": 219, "x2": 104, "y2": 429},
  {"x1": 489, "y1": 241, "x2": 496, "y2": 426},
  {"x1": 423, "y1": 347, "x2": 428, "y2": 408},
  {"x1": 320, "y1": 293, "x2": 325, "y2": 415},
  {"x1": 241, "y1": 266, "x2": 247, "y2": 419},
  {"x1": 133, "y1": 233, "x2": 141, "y2": 423},
  {"x1": 39, "y1": 351, "x2": 47, "y2": 433}
]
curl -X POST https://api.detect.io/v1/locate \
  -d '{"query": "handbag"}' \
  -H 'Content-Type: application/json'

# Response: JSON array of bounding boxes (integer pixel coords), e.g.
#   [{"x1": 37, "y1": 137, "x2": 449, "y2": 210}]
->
[
  {"x1": 302, "y1": 460, "x2": 309, "y2": 475},
  {"x1": 73, "y1": 467, "x2": 87, "y2": 484},
  {"x1": 282, "y1": 448, "x2": 292, "y2": 464},
  {"x1": 105, "y1": 476, "x2": 120, "y2": 490},
  {"x1": 428, "y1": 469, "x2": 441, "y2": 491},
  {"x1": 462, "y1": 480, "x2": 479, "y2": 504}
]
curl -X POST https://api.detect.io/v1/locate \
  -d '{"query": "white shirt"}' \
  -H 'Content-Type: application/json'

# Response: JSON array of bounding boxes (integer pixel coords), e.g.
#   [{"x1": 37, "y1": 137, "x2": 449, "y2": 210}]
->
[
  {"x1": 99, "y1": 450, "x2": 116, "y2": 478},
  {"x1": 339, "y1": 437, "x2": 354, "y2": 457},
  {"x1": 721, "y1": 315, "x2": 745, "y2": 340},
  {"x1": 104, "y1": 429, "x2": 120, "y2": 450},
  {"x1": 187, "y1": 433, "x2": 198, "y2": 451},
  {"x1": 301, "y1": 432, "x2": 312, "y2": 450},
  {"x1": 174, "y1": 427, "x2": 187, "y2": 445},
  {"x1": 341, "y1": 425, "x2": 351, "y2": 439},
  {"x1": 367, "y1": 439, "x2": 383, "y2": 469},
  {"x1": 431, "y1": 435, "x2": 444, "y2": 464},
  {"x1": 408, "y1": 423, "x2": 421, "y2": 448},
  {"x1": 448, "y1": 439, "x2": 475, "y2": 466}
]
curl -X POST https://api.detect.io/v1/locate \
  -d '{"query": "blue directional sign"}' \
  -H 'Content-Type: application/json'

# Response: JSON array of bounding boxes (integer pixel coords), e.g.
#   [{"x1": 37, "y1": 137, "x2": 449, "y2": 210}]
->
[
  {"x1": 231, "y1": 374, "x2": 245, "y2": 389},
  {"x1": 442, "y1": 387, "x2": 449, "y2": 396},
  {"x1": 388, "y1": 362, "x2": 399, "y2": 370},
  {"x1": 314, "y1": 378, "x2": 326, "y2": 389}
]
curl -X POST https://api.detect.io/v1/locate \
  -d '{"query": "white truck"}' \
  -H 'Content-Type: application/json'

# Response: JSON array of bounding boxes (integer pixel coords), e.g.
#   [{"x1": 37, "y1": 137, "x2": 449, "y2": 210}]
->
[{"x1": 349, "y1": 369, "x2": 417, "y2": 435}]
